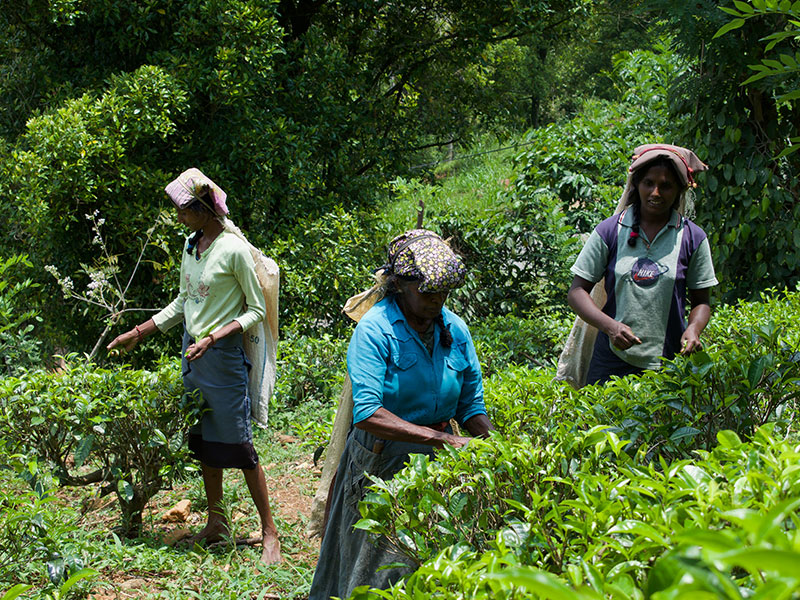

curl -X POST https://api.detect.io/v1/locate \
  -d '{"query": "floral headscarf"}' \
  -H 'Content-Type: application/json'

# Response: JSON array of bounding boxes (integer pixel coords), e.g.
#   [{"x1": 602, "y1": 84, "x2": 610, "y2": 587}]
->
[{"x1": 385, "y1": 229, "x2": 466, "y2": 293}]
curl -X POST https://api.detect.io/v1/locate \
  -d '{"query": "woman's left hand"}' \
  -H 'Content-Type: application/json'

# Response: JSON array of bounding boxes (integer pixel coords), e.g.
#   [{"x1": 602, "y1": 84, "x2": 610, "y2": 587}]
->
[
  {"x1": 682, "y1": 289, "x2": 712, "y2": 355},
  {"x1": 185, "y1": 337, "x2": 214, "y2": 362},
  {"x1": 680, "y1": 327, "x2": 703, "y2": 355}
]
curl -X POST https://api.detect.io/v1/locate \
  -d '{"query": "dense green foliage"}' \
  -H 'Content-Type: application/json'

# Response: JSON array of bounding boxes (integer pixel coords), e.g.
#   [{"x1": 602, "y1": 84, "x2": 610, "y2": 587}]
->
[
  {"x1": 0, "y1": 0, "x2": 614, "y2": 353},
  {"x1": 656, "y1": 0, "x2": 800, "y2": 299},
  {"x1": 0, "y1": 358, "x2": 202, "y2": 533},
  {"x1": 1, "y1": 0, "x2": 799, "y2": 597},
  {"x1": 0, "y1": 255, "x2": 43, "y2": 376},
  {"x1": 354, "y1": 289, "x2": 800, "y2": 599}
]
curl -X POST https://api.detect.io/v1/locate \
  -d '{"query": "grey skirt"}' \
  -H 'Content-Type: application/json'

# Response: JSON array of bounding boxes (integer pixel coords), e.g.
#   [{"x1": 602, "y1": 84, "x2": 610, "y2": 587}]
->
[
  {"x1": 308, "y1": 427, "x2": 439, "y2": 600},
  {"x1": 182, "y1": 330, "x2": 259, "y2": 469}
]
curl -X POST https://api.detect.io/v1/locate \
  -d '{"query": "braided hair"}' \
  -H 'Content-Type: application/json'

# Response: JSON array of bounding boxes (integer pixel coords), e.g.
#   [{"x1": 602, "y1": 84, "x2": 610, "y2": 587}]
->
[
  {"x1": 435, "y1": 312, "x2": 453, "y2": 348},
  {"x1": 625, "y1": 156, "x2": 684, "y2": 248},
  {"x1": 184, "y1": 192, "x2": 215, "y2": 256}
]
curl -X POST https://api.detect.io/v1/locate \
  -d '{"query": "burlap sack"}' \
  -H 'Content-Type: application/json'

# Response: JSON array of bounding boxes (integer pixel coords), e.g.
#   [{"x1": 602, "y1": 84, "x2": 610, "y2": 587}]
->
[{"x1": 222, "y1": 218, "x2": 279, "y2": 427}]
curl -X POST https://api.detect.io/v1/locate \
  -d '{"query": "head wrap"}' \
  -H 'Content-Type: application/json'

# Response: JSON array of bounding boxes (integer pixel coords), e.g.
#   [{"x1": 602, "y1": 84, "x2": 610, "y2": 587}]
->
[
  {"x1": 628, "y1": 144, "x2": 708, "y2": 189},
  {"x1": 384, "y1": 229, "x2": 466, "y2": 293},
  {"x1": 342, "y1": 229, "x2": 465, "y2": 321},
  {"x1": 165, "y1": 168, "x2": 229, "y2": 216}
]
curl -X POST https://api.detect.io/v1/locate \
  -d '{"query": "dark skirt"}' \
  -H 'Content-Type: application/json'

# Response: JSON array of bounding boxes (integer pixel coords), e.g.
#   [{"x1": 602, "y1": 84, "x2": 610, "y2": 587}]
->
[
  {"x1": 182, "y1": 330, "x2": 259, "y2": 470},
  {"x1": 308, "y1": 427, "x2": 439, "y2": 600}
]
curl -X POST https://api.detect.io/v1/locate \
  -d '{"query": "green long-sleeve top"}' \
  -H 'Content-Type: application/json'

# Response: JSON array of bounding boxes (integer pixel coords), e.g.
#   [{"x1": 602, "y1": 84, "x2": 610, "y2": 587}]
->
[{"x1": 153, "y1": 231, "x2": 265, "y2": 341}]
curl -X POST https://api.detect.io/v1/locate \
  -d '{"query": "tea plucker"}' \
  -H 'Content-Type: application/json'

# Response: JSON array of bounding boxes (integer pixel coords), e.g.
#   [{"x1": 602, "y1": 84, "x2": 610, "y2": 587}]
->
[
  {"x1": 308, "y1": 229, "x2": 494, "y2": 600},
  {"x1": 567, "y1": 144, "x2": 718, "y2": 385},
  {"x1": 107, "y1": 168, "x2": 281, "y2": 564}
]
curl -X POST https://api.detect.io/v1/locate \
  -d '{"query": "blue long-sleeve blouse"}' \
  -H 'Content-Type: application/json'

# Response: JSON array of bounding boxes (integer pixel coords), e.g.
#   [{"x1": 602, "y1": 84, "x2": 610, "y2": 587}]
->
[{"x1": 347, "y1": 296, "x2": 486, "y2": 426}]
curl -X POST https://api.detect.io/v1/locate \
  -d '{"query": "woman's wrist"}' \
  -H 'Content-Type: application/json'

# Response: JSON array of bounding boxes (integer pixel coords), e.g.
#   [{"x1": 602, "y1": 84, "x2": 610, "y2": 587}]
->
[{"x1": 207, "y1": 332, "x2": 217, "y2": 346}]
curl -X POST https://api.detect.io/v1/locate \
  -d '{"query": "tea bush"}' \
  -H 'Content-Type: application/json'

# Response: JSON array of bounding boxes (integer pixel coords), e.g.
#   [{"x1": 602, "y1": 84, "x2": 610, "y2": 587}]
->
[
  {"x1": 357, "y1": 426, "x2": 800, "y2": 599},
  {"x1": 511, "y1": 42, "x2": 688, "y2": 235},
  {"x1": 470, "y1": 311, "x2": 572, "y2": 377},
  {"x1": 435, "y1": 192, "x2": 580, "y2": 321},
  {"x1": 354, "y1": 288, "x2": 800, "y2": 599},
  {"x1": 0, "y1": 255, "x2": 43, "y2": 376},
  {"x1": 271, "y1": 207, "x2": 383, "y2": 337},
  {"x1": 271, "y1": 331, "x2": 348, "y2": 449},
  {"x1": 0, "y1": 358, "x2": 202, "y2": 534}
]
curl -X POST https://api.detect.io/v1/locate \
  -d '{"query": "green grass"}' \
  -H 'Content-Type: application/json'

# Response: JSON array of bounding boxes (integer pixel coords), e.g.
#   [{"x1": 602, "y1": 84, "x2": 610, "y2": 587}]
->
[
  {"x1": 4, "y1": 427, "x2": 320, "y2": 599},
  {"x1": 381, "y1": 135, "x2": 525, "y2": 233}
]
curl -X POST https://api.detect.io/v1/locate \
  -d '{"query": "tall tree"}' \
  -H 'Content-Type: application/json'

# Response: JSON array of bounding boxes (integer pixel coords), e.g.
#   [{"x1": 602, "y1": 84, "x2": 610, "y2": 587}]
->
[
  {"x1": 0, "y1": 0, "x2": 587, "y2": 351},
  {"x1": 648, "y1": 0, "x2": 800, "y2": 299}
]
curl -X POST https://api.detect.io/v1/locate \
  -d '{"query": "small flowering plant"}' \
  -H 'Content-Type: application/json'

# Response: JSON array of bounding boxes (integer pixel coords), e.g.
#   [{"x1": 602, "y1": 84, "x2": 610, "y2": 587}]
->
[{"x1": 46, "y1": 211, "x2": 159, "y2": 359}]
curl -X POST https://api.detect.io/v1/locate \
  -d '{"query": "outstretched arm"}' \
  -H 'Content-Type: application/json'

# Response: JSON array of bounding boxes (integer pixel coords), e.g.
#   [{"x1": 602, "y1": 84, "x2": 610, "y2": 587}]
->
[
  {"x1": 107, "y1": 318, "x2": 158, "y2": 352},
  {"x1": 356, "y1": 408, "x2": 474, "y2": 449}
]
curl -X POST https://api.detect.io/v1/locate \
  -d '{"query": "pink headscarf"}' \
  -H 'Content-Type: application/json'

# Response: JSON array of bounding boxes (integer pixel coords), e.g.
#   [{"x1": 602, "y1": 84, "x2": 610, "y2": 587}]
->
[{"x1": 164, "y1": 168, "x2": 229, "y2": 216}]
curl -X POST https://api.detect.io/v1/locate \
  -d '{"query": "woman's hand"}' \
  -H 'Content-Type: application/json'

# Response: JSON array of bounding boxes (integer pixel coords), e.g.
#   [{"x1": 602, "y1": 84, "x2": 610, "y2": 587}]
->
[
  {"x1": 443, "y1": 434, "x2": 473, "y2": 449},
  {"x1": 682, "y1": 288, "x2": 711, "y2": 355},
  {"x1": 680, "y1": 325, "x2": 703, "y2": 355},
  {"x1": 107, "y1": 330, "x2": 140, "y2": 353},
  {"x1": 606, "y1": 320, "x2": 642, "y2": 351},
  {"x1": 107, "y1": 319, "x2": 157, "y2": 354},
  {"x1": 356, "y1": 408, "x2": 473, "y2": 448},
  {"x1": 568, "y1": 276, "x2": 642, "y2": 350},
  {"x1": 184, "y1": 336, "x2": 215, "y2": 362}
]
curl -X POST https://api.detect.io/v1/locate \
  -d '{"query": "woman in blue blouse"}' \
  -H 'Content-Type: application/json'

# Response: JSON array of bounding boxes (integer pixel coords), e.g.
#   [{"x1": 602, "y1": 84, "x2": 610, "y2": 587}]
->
[{"x1": 309, "y1": 229, "x2": 494, "y2": 600}]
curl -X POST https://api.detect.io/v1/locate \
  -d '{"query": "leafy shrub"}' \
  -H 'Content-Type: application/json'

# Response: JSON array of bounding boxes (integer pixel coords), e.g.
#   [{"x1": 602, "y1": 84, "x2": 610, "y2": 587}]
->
[
  {"x1": 435, "y1": 192, "x2": 580, "y2": 320},
  {"x1": 661, "y1": 1, "x2": 800, "y2": 299},
  {"x1": 470, "y1": 311, "x2": 572, "y2": 377},
  {"x1": 1, "y1": 65, "x2": 190, "y2": 354},
  {"x1": 0, "y1": 358, "x2": 202, "y2": 534},
  {"x1": 511, "y1": 40, "x2": 689, "y2": 233},
  {"x1": 271, "y1": 331, "x2": 348, "y2": 449},
  {"x1": 357, "y1": 426, "x2": 800, "y2": 599},
  {"x1": 271, "y1": 207, "x2": 383, "y2": 337},
  {"x1": 0, "y1": 255, "x2": 43, "y2": 376},
  {"x1": 0, "y1": 454, "x2": 74, "y2": 586}
]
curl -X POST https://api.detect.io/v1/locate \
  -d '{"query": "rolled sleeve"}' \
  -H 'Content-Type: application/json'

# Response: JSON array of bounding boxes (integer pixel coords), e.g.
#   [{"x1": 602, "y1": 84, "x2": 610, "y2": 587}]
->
[
  {"x1": 686, "y1": 238, "x2": 718, "y2": 289},
  {"x1": 570, "y1": 230, "x2": 610, "y2": 284},
  {"x1": 348, "y1": 320, "x2": 391, "y2": 424}
]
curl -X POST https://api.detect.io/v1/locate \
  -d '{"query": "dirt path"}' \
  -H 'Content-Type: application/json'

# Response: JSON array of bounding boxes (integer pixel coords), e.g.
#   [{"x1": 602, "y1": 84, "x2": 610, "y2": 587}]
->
[{"x1": 80, "y1": 434, "x2": 323, "y2": 599}]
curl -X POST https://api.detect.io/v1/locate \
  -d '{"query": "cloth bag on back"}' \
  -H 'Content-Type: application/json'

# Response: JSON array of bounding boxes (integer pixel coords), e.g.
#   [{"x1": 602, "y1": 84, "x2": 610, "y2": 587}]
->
[{"x1": 223, "y1": 219, "x2": 279, "y2": 427}]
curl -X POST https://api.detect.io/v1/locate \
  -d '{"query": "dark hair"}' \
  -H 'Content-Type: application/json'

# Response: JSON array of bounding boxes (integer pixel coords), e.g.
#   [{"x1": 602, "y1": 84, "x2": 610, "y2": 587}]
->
[
  {"x1": 625, "y1": 157, "x2": 683, "y2": 248},
  {"x1": 185, "y1": 193, "x2": 215, "y2": 255},
  {"x1": 186, "y1": 191, "x2": 215, "y2": 215}
]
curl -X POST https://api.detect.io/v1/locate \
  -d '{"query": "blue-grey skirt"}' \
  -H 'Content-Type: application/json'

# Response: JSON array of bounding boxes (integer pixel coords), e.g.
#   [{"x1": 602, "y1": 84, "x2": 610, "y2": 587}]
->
[
  {"x1": 182, "y1": 330, "x2": 259, "y2": 470},
  {"x1": 308, "y1": 427, "x2": 440, "y2": 600}
]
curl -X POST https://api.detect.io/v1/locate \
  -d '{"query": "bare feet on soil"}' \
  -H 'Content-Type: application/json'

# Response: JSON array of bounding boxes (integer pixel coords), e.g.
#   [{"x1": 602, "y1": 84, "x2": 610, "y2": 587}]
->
[{"x1": 261, "y1": 528, "x2": 283, "y2": 565}]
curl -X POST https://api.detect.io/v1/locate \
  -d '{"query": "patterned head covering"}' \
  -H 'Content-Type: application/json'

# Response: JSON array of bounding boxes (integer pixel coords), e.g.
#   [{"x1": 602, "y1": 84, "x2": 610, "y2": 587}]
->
[
  {"x1": 165, "y1": 168, "x2": 229, "y2": 216},
  {"x1": 385, "y1": 229, "x2": 466, "y2": 293}
]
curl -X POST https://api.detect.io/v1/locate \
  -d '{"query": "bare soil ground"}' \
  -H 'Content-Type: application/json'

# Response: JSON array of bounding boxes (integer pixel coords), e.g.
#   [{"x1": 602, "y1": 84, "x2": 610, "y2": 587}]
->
[{"x1": 53, "y1": 434, "x2": 324, "y2": 599}]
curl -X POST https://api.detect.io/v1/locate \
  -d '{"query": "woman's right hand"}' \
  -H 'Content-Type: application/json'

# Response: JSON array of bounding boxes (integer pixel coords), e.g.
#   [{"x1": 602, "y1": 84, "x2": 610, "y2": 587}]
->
[
  {"x1": 606, "y1": 321, "x2": 642, "y2": 350},
  {"x1": 444, "y1": 434, "x2": 473, "y2": 449},
  {"x1": 106, "y1": 330, "x2": 139, "y2": 353}
]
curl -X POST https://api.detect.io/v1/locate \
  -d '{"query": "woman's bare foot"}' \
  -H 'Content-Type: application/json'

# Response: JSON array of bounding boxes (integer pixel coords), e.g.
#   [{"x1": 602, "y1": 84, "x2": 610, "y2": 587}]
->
[
  {"x1": 260, "y1": 528, "x2": 282, "y2": 564},
  {"x1": 184, "y1": 520, "x2": 228, "y2": 546}
]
